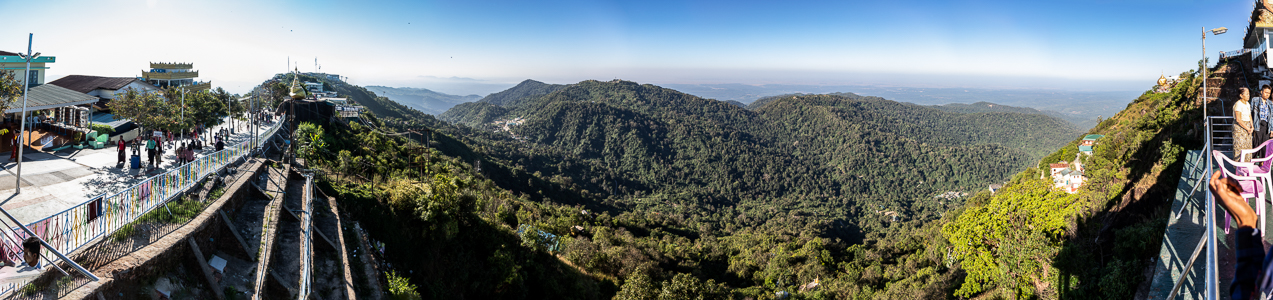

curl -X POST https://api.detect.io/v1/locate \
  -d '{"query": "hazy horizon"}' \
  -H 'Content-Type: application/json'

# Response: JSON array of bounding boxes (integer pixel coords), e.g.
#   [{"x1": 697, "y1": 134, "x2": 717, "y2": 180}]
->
[
  {"x1": 2, "y1": 0, "x2": 1247, "y2": 97},
  {"x1": 373, "y1": 71, "x2": 1153, "y2": 98}
]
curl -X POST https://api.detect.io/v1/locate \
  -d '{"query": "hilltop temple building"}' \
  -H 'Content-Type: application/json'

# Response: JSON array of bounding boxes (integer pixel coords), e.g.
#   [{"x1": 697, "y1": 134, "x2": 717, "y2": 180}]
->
[{"x1": 141, "y1": 62, "x2": 210, "y2": 90}]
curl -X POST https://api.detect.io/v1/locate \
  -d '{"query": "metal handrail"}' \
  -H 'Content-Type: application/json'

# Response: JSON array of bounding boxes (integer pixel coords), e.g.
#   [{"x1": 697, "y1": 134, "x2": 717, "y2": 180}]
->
[
  {"x1": 1223, "y1": 48, "x2": 1252, "y2": 59},
  {"x1": 297, "y1": 173, "x2": 314, "y2": 299},
  {"x1": 1206, "y1": 115, "x2": 1218, "y2": 300},
  {"x1": 1166, "y1": 116, "x2": 1236, "y2": 300}
]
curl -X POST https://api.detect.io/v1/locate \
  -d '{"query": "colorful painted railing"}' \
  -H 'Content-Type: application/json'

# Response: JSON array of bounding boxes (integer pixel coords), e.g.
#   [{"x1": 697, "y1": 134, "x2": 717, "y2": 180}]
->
[{"x1": 0, "y1": 117, "x2": 284, "y2": 293}]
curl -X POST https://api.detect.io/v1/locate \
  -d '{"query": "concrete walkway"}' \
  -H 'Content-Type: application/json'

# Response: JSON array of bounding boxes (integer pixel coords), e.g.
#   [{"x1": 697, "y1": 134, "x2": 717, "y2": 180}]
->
[
  {"x1": 0, "y1": 115, "x2": 280, "y2": 225},
  {"x1": 1146, "y1": 150, "x2": 1272, "y2": 299}
]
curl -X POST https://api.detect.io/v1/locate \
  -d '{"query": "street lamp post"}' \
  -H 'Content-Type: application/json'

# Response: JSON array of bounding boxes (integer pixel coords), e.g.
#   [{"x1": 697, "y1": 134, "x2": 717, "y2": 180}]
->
[
  {"x1": 1203, "y1": 25, "x2": 1226, "y2": 300},
  {"x1": 180, "y1": 87, "x2": 185, "y2": 142},
  {"x1": 15, "y1": 34, "x2": 39, "y2": 194},
  {"x1": 253, "y1": 89, "x2": 258, "y2": 149},
  {"x1": 228, "y1": 92, "x2": 233, "y2": 138}
]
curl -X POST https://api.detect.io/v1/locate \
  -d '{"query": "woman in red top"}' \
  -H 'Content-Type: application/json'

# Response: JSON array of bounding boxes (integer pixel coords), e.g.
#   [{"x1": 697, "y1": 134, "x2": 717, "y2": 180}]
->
[
  {"x1": 117, "y1": 139, "x2": 126, "y2": 166},
  {"x1": 9, "y1": 134, "x2": 17, "y2": 162}
]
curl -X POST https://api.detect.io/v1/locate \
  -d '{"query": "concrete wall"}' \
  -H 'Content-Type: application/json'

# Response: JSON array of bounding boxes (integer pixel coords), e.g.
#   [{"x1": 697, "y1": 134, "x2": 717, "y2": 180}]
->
[{"x1": 56, "y1": 158, "x2": 270, "y2": 299}]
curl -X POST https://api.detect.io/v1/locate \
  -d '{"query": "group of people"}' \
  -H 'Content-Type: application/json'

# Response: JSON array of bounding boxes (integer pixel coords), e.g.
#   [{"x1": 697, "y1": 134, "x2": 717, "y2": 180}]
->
[
  {"x1": 115, "y1": 126, "x2": 228, "y2": 169},
  {"x1": 1232, "y1": 85, "x2": 1273, "y2": 161},
  {"x1": 1218, "y1": 85, "x2": 1273, "y2": 299}
]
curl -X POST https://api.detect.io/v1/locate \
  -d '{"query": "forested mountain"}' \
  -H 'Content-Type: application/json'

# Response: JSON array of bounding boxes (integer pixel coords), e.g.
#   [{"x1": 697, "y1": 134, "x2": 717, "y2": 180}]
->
[
  {"x1": 476, "y1": 79, "x2": 568, "y2": 107},
  {"x1": 435, "y1": 102, "x2": 509, "y2": 126},
  {"x1": 932, "y1": 101, "x2": 1052, "y2": 115},
  {"x1": 437, "y1": 79, "x2": 567, "y2": 125},
  {"x1": 434, "y1": 79, "x2": 1080, "y2": 234},
  {"x1": 293, "y1": 72, "x2": 1175, "y2": 299},
  {"x1": 363, "y1": 85, "x2": 481, "y2": 115},
  {"x1": 667, "y1": 83, "x2": 1132, "y2": 130},
  {"x1": 933, "y1": 101, "x2": 1098, "y2": 128},
  {"x1": 753, "y1": 93, "x2": 1097, "y2": 127}
]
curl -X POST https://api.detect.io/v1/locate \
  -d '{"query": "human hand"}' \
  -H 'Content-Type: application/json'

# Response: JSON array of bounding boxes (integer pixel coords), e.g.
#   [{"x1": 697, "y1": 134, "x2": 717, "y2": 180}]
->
[{"x1": 1210, "y1": 170, "x2": 1259, "y2": 229}]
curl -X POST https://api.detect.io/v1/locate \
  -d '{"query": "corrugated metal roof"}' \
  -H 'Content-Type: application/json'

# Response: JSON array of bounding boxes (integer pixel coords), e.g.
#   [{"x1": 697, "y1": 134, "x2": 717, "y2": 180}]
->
[
  {"x1": 47, "y1": 75, "x2": 147, "y2": 94},
  {"x1": 90, "y1": 112, "x2": 131, "y2": 128},
  {"x1": 5, "y1": 84, "x2": 98, "y2": 113}
]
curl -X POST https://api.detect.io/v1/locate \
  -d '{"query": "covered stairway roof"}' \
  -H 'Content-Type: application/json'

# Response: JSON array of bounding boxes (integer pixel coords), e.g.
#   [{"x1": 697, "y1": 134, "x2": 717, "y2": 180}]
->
[{"x1": 4, "y1": 84, "x2": 97, "y2": 113}]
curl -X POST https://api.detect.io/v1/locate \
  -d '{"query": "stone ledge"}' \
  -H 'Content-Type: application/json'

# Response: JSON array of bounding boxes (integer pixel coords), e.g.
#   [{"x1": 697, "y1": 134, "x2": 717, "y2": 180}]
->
[{"x1": 52, "y1": 158, "x2": 268, "y2": 300}]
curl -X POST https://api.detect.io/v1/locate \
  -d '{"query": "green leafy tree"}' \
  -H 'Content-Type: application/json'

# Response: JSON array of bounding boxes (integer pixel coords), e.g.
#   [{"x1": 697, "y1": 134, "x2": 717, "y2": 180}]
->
[
  {"x1": 296, "y1": 122, "x2": 327, "y2": 163},
  {"x1": 108, "y1": 89, "x2": 184, "y2": 132},
  {"x1": 615, "y1": 271, "x2": 658, "y2": 300},
  {"x1": 181, "y1": 88, "x2": 228, "y2": 130},
  {"x1": 267, "y1": 81, "x2": 289, "y2": 110},
  {"x1": 0, "y1": 71, "x2": 23, "y2": 113},
  {"x1": 941, "y1": 178, "x2": 1081, "y2": 298}
]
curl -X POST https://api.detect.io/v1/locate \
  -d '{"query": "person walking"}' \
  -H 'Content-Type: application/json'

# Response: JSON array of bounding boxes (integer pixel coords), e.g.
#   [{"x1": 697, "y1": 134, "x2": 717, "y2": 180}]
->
[
  {"x1": 1237, "y1": 87, "x2": 1255, "y2": 162},
  {"x1": 146, "y1": 136, "x2": 157, "y2": 168},
  {"x1": 184, "y1": 144, "x2": 195, "y2": 164},
  {"x1": 117, "y1": 139, "x2": 126, "y2": 167},
  {"x1": 156, "y1": 139, "x2": 164, "y2": 167},
  {"x1": 8, "y1": 133, "x2": 17, "y2": 162},
  {"x1": 215, "y1": 137, "x2": 224, "y2": 152}
]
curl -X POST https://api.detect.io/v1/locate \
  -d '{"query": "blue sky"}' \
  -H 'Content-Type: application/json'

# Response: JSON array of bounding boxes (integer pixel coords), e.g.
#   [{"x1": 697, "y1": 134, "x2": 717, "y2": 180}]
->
[{"x1": 0, "y1": 0, "x2": 1260, "y2": 95}]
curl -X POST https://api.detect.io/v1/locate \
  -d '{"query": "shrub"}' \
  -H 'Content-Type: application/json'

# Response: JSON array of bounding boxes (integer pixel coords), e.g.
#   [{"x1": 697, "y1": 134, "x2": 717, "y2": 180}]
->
[
  {"x1": 386, "y1": 270, "x2": 421, "y2": 300},
  {"x1": 90, "y1": 123, "x2": 115, "y2": 135}
]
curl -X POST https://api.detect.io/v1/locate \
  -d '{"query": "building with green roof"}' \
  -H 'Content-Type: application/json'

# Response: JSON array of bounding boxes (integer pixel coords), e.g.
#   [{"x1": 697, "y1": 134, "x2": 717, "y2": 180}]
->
[{"x1": 1079, "y1": 134, "x2": 1104, "y2": 154}]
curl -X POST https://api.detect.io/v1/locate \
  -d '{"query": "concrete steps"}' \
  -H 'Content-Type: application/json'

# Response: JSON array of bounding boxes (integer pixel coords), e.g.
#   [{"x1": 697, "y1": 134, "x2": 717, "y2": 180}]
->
[{"x1": 251, "y1": 163, "x2": 291, "y2": 300}]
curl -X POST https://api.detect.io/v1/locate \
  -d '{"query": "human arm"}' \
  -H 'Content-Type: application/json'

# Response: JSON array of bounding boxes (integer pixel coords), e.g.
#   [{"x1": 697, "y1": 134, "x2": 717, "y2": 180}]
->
[
  {"x1": 1212, "y1": 171, "x2": 1264, "y2": 299},
  {"x1": 1238, "y1": 110, "x2": 1255, "y2": 133}
]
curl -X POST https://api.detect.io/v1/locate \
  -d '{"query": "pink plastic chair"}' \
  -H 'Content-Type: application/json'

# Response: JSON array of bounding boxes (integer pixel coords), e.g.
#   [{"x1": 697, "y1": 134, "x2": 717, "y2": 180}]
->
[
  {"x1": 1237, "y1": 140, "x2": 1273, "y2": 172},
  {"x1": 1213, "y1": 149, "x2": 1273, "y2": 235}
]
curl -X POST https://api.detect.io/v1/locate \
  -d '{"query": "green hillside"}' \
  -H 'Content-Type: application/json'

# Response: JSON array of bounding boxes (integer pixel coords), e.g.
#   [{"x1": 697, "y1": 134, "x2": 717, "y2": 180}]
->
[
  {"x1": 941, "y1": 69, "x2": 1202, "y2": 299},
  {"x1": 438, "y1": 79, "x2": 567, "y2": 125},
  {"x1": 294, "y1": 74, "x2": 1177, "y2": 299},
  {"x1": 439, "y1": 79, "x2": 1081, "y2": 230}
]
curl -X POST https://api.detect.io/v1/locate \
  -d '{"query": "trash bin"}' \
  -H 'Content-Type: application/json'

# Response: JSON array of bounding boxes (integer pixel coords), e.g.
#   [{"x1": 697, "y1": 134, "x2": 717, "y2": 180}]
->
[{"x1": 130, "y1": 155, "x2": 141, "y2": 169}]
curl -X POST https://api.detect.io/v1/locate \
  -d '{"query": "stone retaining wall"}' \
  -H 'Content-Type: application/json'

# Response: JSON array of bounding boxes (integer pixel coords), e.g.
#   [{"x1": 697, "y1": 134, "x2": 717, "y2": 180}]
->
[{"x1": 53, "y1": 158, "x2": 270, "y2": 300}]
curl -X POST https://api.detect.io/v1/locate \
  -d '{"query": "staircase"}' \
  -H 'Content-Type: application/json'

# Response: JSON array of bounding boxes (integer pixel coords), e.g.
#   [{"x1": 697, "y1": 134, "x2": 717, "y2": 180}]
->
[{"x1": 1207, "y1": 57, "x2": 1260, "y2": 152}]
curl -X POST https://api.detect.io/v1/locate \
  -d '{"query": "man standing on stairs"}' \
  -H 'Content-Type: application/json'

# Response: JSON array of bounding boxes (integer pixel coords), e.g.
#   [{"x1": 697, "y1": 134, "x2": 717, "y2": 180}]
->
[
  {"x1": 1259, "y1": 85, "x2": 1273, "y2": 150},
  {"x1": 1236, "y1": 87, "x2": 1255, "y2": 161}
]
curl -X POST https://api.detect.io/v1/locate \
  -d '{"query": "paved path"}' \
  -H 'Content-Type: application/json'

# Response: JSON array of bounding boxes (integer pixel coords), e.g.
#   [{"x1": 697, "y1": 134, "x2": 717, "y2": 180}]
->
[
  {"x1": 0, "y1": 115, "x2": 280, "y2": 225},
  {"x1": 1146, "y1": 150, "x2": 1272, "y2": 299}
]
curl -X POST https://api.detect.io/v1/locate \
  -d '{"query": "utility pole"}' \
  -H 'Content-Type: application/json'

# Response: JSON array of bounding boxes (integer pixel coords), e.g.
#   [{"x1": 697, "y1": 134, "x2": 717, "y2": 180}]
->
[
  {"x1": 180, "y1": 87, "x2": 185, "y2": 141},
  {"x1": 15, "y1": 34, "x2": 39, "y2": 194},
  {"x1": 1200, "y1": 25, "x2": 1227, "y2": 300}
]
